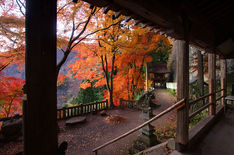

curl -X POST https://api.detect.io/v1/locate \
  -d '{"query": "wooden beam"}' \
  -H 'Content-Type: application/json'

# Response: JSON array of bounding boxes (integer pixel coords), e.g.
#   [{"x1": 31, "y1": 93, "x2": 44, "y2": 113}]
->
[
  {"x1": 220, "y1": 59, "x2": 227, "y2": 106},
  {"x1": 208, "y1": 53, "x2": 216, "y2": 115},
  {"x1": 24, "y1": 0, "x2": 58, "y2": 154},
  {"x1": 176, "y1": 40, "x2": 189, "y2": 149}
]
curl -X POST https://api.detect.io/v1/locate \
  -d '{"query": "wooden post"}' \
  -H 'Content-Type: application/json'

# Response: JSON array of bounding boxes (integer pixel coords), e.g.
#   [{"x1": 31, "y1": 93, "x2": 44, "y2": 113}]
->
[
  {"x1": 175, "y1": 40, "x2": 189, "y2": 150},
  {"x1": 208, "y1": 53, "x2": 216, "y2": 115},
  {"x1": 220, "y1": 58, "x2": 227, "y2": 106},
  {"x1": 145, "y1": 62, "x2": 149, "y2": 92},
  {"x1": 106, "y1": 99, "x2": 108, "y2": 109},
  {"x1": 120, "y1": 98, "x2": 123, "y2": 108},
  {"x1": 197, "y1": 50, "x2": 205, "y2": 105},
  {"x1": 81, "y1": 104, "x2": 83, "y2": 115},
  {"x1": 63, "y1": 107, "x2": 66, "y2": 119},
  {"x1": 24, "y1": 0, "x2": 57, "y2": 154}
]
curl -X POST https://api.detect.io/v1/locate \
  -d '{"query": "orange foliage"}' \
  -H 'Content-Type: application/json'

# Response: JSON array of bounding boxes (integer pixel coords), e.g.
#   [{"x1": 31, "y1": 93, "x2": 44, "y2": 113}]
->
[
  {"x1": 69, "y1": 11, "x2": 171, "y2": 106},
  {"x1": 57, "y1": 74, "x2": 68, "y2": 86}
]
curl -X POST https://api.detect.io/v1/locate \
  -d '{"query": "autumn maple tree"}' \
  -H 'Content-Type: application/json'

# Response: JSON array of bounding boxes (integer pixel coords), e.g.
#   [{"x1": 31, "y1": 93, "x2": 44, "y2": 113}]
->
[
  {"x1": 0, "y1": 0, "x2": 172, "y2": 111},
  {"x1": 56, "y1": 0, "x2": 123, "y2": 83},
  {"x1": 69, "y1": 11, "x2": 171, "y2": 107},
  {"x1": 0, "y1": 0, "x2": 25, "y2": 71},
  {"x1": 0, "y1": 75, "x2": 24, "y2": 118}
]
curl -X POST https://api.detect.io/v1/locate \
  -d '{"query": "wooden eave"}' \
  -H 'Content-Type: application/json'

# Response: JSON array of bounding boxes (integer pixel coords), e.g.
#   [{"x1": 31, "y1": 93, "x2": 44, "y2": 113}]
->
[{"x1": 82, "y1": 0, "x2": 234, "y2": 59}]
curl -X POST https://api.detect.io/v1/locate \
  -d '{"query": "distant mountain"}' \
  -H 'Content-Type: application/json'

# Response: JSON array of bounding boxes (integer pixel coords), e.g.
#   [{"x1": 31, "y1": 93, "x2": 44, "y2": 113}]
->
[{"x1": 4, "y1": 49, "x2": 82, "y2": 107}]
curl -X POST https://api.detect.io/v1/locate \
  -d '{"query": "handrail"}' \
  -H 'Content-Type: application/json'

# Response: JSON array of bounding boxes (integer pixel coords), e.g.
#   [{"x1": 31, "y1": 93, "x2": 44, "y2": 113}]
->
[
  {"x1": 189, "y1": 93, "x2": 212, "y2": 106},
  {"x1": 189, "y1": 89, "x2": 225, "y2": 119},
  {"x1": 92, "y1": 98, "x2": 185, "y2": 154},
  {"x1": 216, "y1": 96, "x2": 224, "y2": 102},
  {"x1": 215, "y1": 89, "x2": 225, "y2": 94},
  {"x1": 189, "y1": 103, "x2": 211, "y2": 119},
  {"x1": 189, "y1": 89, "x2": 225, "y2": 106}
]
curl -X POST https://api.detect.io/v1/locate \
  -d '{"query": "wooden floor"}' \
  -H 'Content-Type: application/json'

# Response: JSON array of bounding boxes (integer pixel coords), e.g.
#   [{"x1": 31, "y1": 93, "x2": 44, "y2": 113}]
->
[{"x1": 171, "y1": 108, "x2": 234, "y2": 155}]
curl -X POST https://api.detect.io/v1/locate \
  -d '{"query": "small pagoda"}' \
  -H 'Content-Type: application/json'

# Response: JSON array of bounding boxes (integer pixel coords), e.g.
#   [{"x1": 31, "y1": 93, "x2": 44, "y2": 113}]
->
[{"x1": 149, "y1": 64, "x2": 170, "y2": 89}]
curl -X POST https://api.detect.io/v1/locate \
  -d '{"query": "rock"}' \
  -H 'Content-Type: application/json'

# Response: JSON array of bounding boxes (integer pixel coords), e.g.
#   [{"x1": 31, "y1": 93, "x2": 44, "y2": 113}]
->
[
  {"x1": 1, "y1": 119, "x2": 22, "y2": 141},
  {"x1": 99, "y1": 110, "x2": 107, "y2": 116},
  {"x1": 65, "y1": 116, "x2": 86, "y2": 126},
  {"x1": 167, "y1": 138, "x2": 176, "y2": 150}
]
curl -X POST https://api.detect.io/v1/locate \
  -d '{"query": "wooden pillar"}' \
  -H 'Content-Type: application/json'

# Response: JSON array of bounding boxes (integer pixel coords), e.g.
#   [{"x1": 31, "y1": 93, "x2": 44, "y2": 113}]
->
[
  {"x1": 176, "y1": 40, "x2": 189, "y2": 149},
  {"x1": 197, "y1": 50, "x2": 204, "y2": 98},
  {"x1": 24, "y1": 0, "x2": 57, "y2": 154},
  {"x1": 208, "y1": 53, "x2": 216, "y2": 115},
  {"x1": 220, "y1": 59, "x2": 227, "y2": 106}
]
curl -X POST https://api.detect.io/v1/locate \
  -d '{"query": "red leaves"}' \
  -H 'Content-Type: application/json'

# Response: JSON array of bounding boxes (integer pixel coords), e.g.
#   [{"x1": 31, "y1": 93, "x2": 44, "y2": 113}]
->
[
  {"x1": 0, "y1": 76, "x2": 24, "y2": 118},
  {"x1": 57, "y1": 74, "x2": 68, "y2": 86}
]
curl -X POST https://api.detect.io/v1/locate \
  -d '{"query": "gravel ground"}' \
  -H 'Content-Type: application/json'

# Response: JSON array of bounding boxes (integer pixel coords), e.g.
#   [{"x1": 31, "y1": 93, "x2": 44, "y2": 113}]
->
[{"x1": 0, "y1": 89, "x2": 176, "y2": 155}]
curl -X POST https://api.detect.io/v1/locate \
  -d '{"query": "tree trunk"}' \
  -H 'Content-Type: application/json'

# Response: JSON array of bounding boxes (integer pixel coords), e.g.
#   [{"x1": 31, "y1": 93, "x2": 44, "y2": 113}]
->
[
  {"x1": 109, "y1": 53, "x2": 115, "y2": 107},
  {"x1": 101, "y1": 54, "x2": 114, "y2": 108}
]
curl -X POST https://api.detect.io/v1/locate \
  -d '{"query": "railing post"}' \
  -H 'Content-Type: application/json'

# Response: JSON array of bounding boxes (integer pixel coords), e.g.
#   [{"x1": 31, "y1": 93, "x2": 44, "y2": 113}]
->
[
  {"x1": 63, "y1": 107, "x2": 66, "y2": 119},
  {"x1": 106, "y1": 99, "x2": 108, "y2": 109},
  {"x1": 220, "y1": 58, "x2": 227, "y2": 107},
  {"x1": 119, "y1": 98, "x2": 123, "y2": 108},
  {"x1": 81, "y1": 104, "x2": 83, "y2": 115},
  {"x1": 208, "y1": 53, "x2": 216, "y2": 115},
  {"x1": 175, "y1": 39, "x2": 189, "y2": 151}
]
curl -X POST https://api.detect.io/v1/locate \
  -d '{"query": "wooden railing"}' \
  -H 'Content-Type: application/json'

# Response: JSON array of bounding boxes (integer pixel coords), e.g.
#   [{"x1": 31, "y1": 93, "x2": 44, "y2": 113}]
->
[
  {"x1": 0, "y1": 114, "x2": 22, "y2": 122},
  {"x1": 119, "y1": 98, "x2": 138, "y2": 109},
  {"x1": 189, "y1": 89, "x2": 225, "y2": 120},
  {"x1": 0, "y1": 100, "x2": 108, "y2": 122},
  {"x1": 57, "y1": 100, "x2": 108, "y2": 120},
  {"x1": 92, "y1": 98, "x2": 185, "y2": 155}
]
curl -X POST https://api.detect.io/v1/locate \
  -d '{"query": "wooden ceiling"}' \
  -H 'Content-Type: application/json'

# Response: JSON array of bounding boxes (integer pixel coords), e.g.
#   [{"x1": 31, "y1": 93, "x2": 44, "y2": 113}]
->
[{"x1": 82, "y1": 0, "x2": 234, "y2": 59}]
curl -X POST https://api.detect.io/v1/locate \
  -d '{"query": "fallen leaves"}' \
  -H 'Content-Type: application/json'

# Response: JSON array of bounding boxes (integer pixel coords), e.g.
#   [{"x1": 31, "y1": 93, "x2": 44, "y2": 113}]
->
[{"x1": 104, "y1": 114, "x2": 127, "y2": 125}]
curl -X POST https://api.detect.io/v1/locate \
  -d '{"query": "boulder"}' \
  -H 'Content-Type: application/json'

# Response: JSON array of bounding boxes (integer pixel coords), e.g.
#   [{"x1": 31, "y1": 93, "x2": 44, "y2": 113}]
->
[{"x1": 1, "y1": 119, "x2": 22, "y2": 141}]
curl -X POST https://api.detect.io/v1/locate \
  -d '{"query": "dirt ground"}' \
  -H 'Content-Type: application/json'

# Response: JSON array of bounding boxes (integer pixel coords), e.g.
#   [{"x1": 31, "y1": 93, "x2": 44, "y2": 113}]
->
[{"x1": 0, "y1": 89, "x2": 176, "y2": 155}]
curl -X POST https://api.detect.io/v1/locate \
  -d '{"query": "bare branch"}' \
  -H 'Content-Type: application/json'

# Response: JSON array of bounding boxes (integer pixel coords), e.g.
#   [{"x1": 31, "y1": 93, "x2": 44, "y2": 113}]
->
[
  {"x1": 70, "y1": 7, "x2": 97, "y2": 44},
  {"x1": 57, "y1": 1, "x2": 72, "y2": 14},
  {"x1": 75, "y1": 20, "x2": 87, "y2": 30},
  {"x1": 69, "y1": 19, "x2": 76, "y2": 43},
  {"x1": 71, "y1": 20, "x2": 123, "y2": 50},
  {"x1": 61, "y1": 48, "x2": 65, "y2": 53},
  {"x1": 15, "y1": 0, "x2": 25, "y2": 16}
]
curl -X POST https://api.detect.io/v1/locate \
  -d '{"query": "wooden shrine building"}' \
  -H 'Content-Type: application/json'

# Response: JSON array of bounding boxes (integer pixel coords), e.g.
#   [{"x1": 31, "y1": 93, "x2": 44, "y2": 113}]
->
[
  {"x1": 149, "y1": 64, "x2": 170, "y2": 89},
  {"x1": 24, "y1": 0, "x2": 234, "y2": 154}
]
